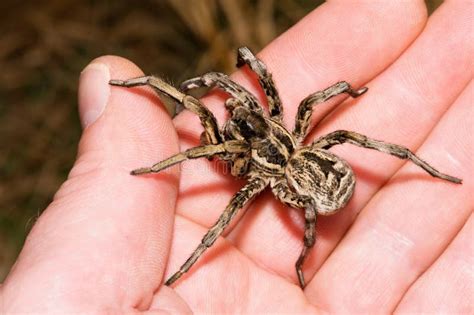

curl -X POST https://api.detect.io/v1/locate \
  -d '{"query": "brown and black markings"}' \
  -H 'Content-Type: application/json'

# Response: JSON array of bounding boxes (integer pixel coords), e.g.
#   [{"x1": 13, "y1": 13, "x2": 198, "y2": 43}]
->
[{"x1": 109, "y1": 47, "x2": 462, "y2": 289}]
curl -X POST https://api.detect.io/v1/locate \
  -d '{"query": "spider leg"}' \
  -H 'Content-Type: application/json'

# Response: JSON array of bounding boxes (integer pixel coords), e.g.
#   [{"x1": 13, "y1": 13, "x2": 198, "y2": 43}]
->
[
  {"x1": 109, "y1": 76, "x2": 222, "y2": 145},
  {"x1": 236, "y1": 47, "x2": 283, "y2": 121},
  {"x1": 293, "y1": 82, "x2": 367, "y2": 143},
  {"x1": 270, "y1": 178, "x2": 315, "y2": 289},
  {"x1": 131, "y1": 140, "x2": 248, "y2": 175},
  {"x1": 270, "y1": 178, "x2": 307, "y2": 208},
  {"x1": 312, "y1": 130, "x2": 462, "y2": 184},
  {"x1": 165, "y1": 177, "x2": 269, "y2": 286},
  {"x1": 180, "y1": 72, "x2": 263, "y2": 114},
  {"x1": 296, "y1": 207, "x2": 317, "y2": 289}
]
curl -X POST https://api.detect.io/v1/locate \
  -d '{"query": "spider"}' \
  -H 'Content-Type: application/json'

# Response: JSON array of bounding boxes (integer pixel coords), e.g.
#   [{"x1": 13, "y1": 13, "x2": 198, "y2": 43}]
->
[{"x1": 109, "y1": 47, "x2": 462, "y2": 289}]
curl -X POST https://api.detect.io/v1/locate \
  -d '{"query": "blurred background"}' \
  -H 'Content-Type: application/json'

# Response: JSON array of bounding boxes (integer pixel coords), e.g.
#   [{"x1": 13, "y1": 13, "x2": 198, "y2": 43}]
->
[{"x1": 0, "y1": 0, "x2": 442, "y2": 280}]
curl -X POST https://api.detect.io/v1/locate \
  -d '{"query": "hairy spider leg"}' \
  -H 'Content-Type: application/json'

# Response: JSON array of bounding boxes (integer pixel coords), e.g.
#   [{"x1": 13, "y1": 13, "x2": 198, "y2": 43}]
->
[
  {"x1": 236, "y1": 47, "x2": 283, "y2": 121},
  {"x1": 312, "y1": 130, "x2": 462, "y2": 184},
  {"x1": 180, "y1": 72, "x2": 263, "y2": 114},
  {"x1": 270, "y1": 178, "x2": 316, "y2": 289},
  {"x1": 130, "y1": 141, "x2": 248, "y2": 175},
  {"x1": 165, "y1": 177, "x2": 269, "y2": 286},
  {"x1": 296, "y1": 207, "x2": 317, "y2": 289},
  {"x1": 293, "y1": 81, "x2": 368, "y2": 144},
  {"x1": 109, "y1": 76, "x2": 223, "y2": 145}
]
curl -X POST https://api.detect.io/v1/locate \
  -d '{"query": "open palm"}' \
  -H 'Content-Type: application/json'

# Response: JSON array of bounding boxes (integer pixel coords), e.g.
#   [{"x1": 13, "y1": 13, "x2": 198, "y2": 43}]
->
[{"x1": 1, "y1": 1, "x2": 472, "y2": 313}]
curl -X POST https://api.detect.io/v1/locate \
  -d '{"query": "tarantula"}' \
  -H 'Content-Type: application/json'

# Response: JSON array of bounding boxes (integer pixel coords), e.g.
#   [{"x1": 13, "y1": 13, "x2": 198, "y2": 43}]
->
[{"x1": 109, "y1": 47, "x2": 462, "y2": 289}]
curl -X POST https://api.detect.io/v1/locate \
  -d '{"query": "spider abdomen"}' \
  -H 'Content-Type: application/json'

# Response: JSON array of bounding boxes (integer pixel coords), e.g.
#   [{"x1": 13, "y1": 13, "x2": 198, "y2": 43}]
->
[{"x1": 286, "y1": 148, "x2": 355, "y2": 215}]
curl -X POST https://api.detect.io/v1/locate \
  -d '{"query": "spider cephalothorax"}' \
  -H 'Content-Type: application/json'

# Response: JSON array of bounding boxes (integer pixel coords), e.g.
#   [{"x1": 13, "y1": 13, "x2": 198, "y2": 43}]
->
[{"x1": 109, "y1": 47, "x2": 462, "y2": 289}]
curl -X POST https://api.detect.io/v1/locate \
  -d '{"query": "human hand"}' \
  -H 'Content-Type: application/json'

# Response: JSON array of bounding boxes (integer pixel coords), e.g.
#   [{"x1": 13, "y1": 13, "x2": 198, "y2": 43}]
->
[{"x1": 1, "y1": 1, "x2": 472, "y2": 313}]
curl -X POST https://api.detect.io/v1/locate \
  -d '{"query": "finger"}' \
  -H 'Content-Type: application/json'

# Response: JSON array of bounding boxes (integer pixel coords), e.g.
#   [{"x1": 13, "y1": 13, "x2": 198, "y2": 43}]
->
[
  {"x1": 394, "y1": 215, "x2": 474, "y2": 313},
  {"x1": 173, "y1": 0, "x2": 428, "y2": 236},
  {"x1": 163, "y1": 216, "x2": 317, "y2": 314},
  {"x1": 149, "y1": 286, "x2": 193, "y2": 314},
  {"x1": 305, "y1": 81, "x2": 473, "y2": 312},
  {"x1": 230, "y1": 0, "x2": 472, "y2": 285},
  {"x1": 0, "y1": 57, "x2": 180, "y2": 312}
]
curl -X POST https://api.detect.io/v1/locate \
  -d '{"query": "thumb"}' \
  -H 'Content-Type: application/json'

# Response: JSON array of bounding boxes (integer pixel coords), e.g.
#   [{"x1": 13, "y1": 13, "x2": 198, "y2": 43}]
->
[{"x1": 1, "y1": 56, "x2": 181, "y2": 312}]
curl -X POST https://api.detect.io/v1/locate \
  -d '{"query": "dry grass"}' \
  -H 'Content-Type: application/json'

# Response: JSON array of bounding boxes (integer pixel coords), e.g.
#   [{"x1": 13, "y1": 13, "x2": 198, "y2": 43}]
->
[{"x1": 0, "y1": 0, "x2": 442, "y2": 280}]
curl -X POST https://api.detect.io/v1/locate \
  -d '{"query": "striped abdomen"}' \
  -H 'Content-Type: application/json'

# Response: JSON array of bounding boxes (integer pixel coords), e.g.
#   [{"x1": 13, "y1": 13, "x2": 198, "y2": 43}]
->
[{"x1": 285, "y1": 148, "x2": 355, "y2": 215}]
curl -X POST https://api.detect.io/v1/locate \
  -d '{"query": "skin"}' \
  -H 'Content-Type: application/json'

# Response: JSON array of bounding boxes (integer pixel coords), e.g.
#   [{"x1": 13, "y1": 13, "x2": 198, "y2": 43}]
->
[{"x1": 1, "y1": 1, "x2": 472, "y2": 313}]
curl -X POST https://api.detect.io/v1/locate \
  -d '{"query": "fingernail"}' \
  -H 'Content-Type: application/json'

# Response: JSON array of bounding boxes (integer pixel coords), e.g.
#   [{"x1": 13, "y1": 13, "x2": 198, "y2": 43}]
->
[{"x1": 78, "y1": 62, "x2": 110, "y2": 128}]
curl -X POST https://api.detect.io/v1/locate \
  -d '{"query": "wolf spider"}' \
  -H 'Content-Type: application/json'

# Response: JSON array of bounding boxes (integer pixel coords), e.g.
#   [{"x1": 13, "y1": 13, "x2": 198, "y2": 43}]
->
[{"x1": 109, "y1": 47, "x2": 462, "y2": 289}]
